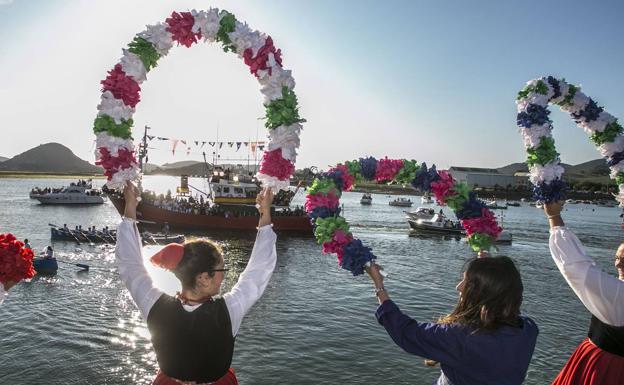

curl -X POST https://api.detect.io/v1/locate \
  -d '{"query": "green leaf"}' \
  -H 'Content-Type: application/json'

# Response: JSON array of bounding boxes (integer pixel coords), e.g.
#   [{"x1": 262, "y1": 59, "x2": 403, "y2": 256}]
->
[
  {"x1": 216, "y1": 11, "x2": 237, "y2": 52},
  {"x1": 93, "y1": 115, "x2": 134, "y2": 139},
  {"x1": 590, "y1": 121, "x2": 623, "y2": 146},
  {"x1": 526, "y1": 137, "x2": 559, "y2": 167},
  {"x1": 264, "y1": 87, "x2": 306, "y2": 129},
  {"x1": 128, "y1": 36, "x2": 161, "y2": 71}
]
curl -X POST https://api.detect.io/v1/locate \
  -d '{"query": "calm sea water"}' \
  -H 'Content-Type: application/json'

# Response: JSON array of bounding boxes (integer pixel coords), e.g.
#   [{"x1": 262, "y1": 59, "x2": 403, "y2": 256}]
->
[{"x1": 1, "y1": 176, "x2": 622, "y2": 385}]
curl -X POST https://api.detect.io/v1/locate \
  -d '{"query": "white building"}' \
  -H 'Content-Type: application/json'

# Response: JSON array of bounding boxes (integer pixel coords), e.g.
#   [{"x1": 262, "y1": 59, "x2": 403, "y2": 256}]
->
[{"x1": 448, "y1": 167, "x2": 526, "y2": 188}]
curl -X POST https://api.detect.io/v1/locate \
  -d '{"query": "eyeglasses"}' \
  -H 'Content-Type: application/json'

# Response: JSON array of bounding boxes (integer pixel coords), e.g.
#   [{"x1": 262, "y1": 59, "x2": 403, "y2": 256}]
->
[{"x1": 209, "y1": 265, "x2": 229, "y2": 272}]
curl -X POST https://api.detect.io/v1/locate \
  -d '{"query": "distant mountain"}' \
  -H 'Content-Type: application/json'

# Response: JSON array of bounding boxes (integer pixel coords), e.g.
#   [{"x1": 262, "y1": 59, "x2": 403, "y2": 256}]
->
[
  {"x1": 143, "y1": 163, "x2": 161, "y2": 173},
  {"x1": 161, "y1": 160, "x2": 203, "y2": 169},
  {"x1": 566, "y1": 159, "x2": 609, "y2": 176},
  {"x1": 496, "y1": 162, "x2": 528, "y2": 175},
  {"x1": 0, "y1": 156, "x2": 7, "y2": 162},
  {"x1": 0, "y1": 143, "x2": 103, "y2": 174},
  {"x1": 146, "y1": 162, "x2": 211, "y2": 176}
]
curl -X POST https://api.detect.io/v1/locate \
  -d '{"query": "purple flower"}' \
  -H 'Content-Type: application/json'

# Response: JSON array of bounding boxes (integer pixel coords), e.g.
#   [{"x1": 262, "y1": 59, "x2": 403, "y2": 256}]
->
[
  {"x1": 455, "y1": 192, "x2": 486, "y2": 220},
  {"x1": 359, "y1": 157, "x2": 378, "y2": 180},
  {"x1": 572, "y1": 98, "x2": 603, "y2": 124},
  {"x1": 533, "y1": 179, "x2": 566, "y2": 203},
  {"x1": 517, "y1": 104, "x2": 551, "y2": 128},
  {"x1": 340, "y1": 239, "x2": 376, "y2": 276}
]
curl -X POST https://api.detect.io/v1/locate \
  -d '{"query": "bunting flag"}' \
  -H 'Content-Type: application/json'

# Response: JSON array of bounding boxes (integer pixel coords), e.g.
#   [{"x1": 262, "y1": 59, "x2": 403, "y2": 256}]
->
[
  {"x1": 171, "y1": 139, "x2": 180, "y2": 155},
  {"x1": 209, "y1": 142, "x2": 215, "y2": 147},
  {"x1": 236, "y1": 142, "x2": 242, "y2": 151},
  {"x1": 147, "y1": 135, "x2": 155, "y2": 141},
  {"x1": 200, "y1": 141, "x2": 206, "y2": 148},
  {"x1": 250, "y1": 143, "x2": 257, "y2": 153},
  {"x1": 258, "y1": 145, "x2": 265, "y2": 151},
  {"x1": 158, "y1": 136, "x2": 168, "y2": 140},
  {"x1": 194, "y1": 141, "x2": 199, "y2": 146},
  {"x1": 244, "y1": 142, "x2": 249, "y2": 146},
  {"x1": 228, "y1": 142, "x2": 234, "y2": 147},
  {"x1": 219, "y1": 143, "x2": 223, "y2": 149}
]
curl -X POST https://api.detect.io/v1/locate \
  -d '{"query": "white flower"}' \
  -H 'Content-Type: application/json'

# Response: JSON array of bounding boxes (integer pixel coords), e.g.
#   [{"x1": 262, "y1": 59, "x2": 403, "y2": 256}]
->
[
  {"x1": 97, "y1": 91, "x2": 135, "y2": 124},
  {"x1": 550, "y1": 80, "x2": 568, "y2": 105},
  {"x1": 579, "y1": 111, "x2": 616, "y2": 134},
  {"x1": 255, "y1": 173, "x2": 291, "y2": 193},
  {"x1": 519, "y1": 124, "x2": 552, "y2": 149},
  {"x1": 119, "y1": 50, "x2": 147, "y2": 83},
  {"x1": 138, "y1": 23, "x2": 173, "y2": 56},
  {"x1": 106, "y1": 165, "x2": 142, "y2": 190},
  {"x1": 191, "y1": 8, "x2": 220, "y2": 42},
  {"x1": 528, "y1": 162, "x2": 564, "y2": 184},
  {"x1": 267, "y1": 123, "x2": 301, "y2": 161},
  {"x1": 599, "y1": 135, "x2": 624, "y2": 158},
  {"x1": 560, "y1": 90, "x2": 590, "y2": 115},
  {"x1": 94, "y1": 132, "x2": 135, "y2": 159},
  {"x1": 259, "y1": 67, "x2": 296, "y2": 103},
  {"x1": 228, "y1": 21, "x2": 266, "y2": 57}
]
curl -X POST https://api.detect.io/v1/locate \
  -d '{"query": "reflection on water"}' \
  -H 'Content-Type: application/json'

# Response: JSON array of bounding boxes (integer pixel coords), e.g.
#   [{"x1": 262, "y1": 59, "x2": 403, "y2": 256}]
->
[{"x1": 1, "y1": 177, "x2": 622, "y2": 384}]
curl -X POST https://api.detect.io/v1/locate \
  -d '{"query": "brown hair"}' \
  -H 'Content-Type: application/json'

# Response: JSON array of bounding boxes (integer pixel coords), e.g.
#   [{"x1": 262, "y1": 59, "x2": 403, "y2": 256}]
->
[
  {"x1": 439, "y1": 256, "x2": 523, "y2": 332},
  {"x1": 173, "y1": 240, "x2": 223, "y2": 290}
]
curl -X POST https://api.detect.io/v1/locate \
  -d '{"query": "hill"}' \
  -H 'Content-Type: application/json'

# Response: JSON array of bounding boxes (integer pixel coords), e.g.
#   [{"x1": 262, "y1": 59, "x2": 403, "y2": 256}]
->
[
  {"x1": 160, "y1": 160, "x2": 203, "y2": 169},
  {"x1": 0, "y1": 156, "x2": 7, "y2": 162},
  {"x1": 0, "y1": 143, "x2": 103, "y2": 174},
  {"x1": 497, "y1": 160, "x2": 606, "y2": 176}
]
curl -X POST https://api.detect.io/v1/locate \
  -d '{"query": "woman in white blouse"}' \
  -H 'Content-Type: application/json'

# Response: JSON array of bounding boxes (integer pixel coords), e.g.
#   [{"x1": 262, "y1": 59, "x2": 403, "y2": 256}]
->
[
  {"x1": 545, "y1": 201, "x2": 624, "y2": 384},
  {"x1": 116, "y1": 182, "x2": 276, "y2": 385}
]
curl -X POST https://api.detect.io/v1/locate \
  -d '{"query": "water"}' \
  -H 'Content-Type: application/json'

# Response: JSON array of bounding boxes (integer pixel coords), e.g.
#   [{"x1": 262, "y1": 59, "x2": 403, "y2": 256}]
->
[{"x1": 1, "y1": 176, "x2": 622, "y2": 384}]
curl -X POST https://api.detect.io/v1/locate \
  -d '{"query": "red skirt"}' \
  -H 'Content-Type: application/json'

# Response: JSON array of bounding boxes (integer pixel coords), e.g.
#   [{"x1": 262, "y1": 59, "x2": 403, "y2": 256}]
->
[
  {"x1": 552, "y1": 338, "x2": 624, "y2": 385},
  {"x1": 152, "y1": 368, "x2": 238, "y2": 385}
]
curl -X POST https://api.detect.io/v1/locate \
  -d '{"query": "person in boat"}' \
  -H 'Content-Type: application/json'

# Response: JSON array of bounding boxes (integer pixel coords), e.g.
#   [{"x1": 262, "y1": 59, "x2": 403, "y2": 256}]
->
[
  {"x1": 162, "y1": 222, "x2": 170, "y2": 237},
  {"x1": 44, "y1": 246, "x2": 54, "y2": 259},
  {"x1": 63, "y1": 224, "x2": 69, "y2": 233},
  {"x1": 366, "y1": 255, "x2": 538, "y2": 385},
  {"x1": 544, "y1": 201, "x2": 624, "y2": 384},
  {"x1": 116, "y1": 181, "x2": 276, "y2": 385},
  {"x1": 23, "y1": 238, "x2": 31, "y2": 250}
]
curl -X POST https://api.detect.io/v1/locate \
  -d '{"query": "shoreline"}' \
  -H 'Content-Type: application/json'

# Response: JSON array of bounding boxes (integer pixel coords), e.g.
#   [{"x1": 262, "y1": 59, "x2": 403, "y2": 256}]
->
[{"x1": 0, "y1": 171, "x2": 105, "y2": 179}]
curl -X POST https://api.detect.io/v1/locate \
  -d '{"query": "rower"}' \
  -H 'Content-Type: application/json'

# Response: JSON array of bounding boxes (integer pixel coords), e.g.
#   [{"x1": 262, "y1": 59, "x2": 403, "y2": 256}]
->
[
  {"x1": 63, "y1": 224, "x2": 69, "y2": 233},
  {"x1": 23, "y1": 239, "x2": 31, "y2": 250},
  {"x1": 44, "y1": 246, "x2": 54, "y2": 259}
]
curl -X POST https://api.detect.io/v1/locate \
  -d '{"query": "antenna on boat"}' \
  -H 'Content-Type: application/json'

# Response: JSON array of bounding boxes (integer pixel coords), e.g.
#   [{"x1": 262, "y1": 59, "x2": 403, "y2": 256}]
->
[{"x1": 137, "y1": 125, "x2": 150, "y2": 190}]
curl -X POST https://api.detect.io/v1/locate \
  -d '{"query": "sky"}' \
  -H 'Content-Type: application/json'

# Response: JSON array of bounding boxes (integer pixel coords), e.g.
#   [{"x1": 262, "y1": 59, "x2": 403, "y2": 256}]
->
[{"x1": 1, "y1": 0, "x2": 623, "y2": 169}]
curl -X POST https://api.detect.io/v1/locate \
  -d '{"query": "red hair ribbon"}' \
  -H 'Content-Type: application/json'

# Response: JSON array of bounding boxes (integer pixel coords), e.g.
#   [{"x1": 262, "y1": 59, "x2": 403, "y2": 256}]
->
[{"x1": 150, "y1": 243, "x2": 184, "y2": 270}]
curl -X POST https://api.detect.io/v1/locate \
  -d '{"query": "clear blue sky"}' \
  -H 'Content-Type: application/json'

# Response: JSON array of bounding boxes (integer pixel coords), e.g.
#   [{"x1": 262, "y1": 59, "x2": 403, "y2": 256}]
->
[{"x1": 1, "y1": 0, "x2": 623, "y2": 169}]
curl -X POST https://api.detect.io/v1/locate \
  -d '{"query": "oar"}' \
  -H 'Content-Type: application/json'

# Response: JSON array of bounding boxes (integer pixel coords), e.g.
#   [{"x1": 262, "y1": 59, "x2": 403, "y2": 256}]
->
[
  {"x1": 49, "y1": 223, "x2": 81, "y2": 245},
  {"x1": 76, "y1": 230, "x2": 96, "y2": 245},
  {"x1": 55, "y1": 259, "x2": 90, "y2": 271}
]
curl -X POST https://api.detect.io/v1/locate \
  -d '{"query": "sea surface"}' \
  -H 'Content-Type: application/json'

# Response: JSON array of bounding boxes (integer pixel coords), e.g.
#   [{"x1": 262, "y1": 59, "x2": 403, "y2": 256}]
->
[{"x1": 1, "y1": 176, "x2": 622, "y2": 385}]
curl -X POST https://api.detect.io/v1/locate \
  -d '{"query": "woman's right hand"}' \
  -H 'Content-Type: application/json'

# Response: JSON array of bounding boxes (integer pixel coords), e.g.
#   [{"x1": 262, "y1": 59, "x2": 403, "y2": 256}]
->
[
  {"x1": 366, "y1": 263, "x2": 384, "y2": 288},
  {"x1": 544, "y1": 201, "x2": 565, "y2": 227},
  {"x1": 123, "y1": 181, "x2": 140, "y2": 220}
]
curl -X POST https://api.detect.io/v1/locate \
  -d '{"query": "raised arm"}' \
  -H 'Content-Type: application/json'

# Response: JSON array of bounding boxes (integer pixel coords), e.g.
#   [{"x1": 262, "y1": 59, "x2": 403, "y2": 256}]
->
[
  {"x1": 115, "y1": 182, "x2": 163, "y2": 320},
  {"x1": 545, "y1": 201, "x2": 624, "y2": 326},
  {"x1": 224, "y1": 188, "x2": 277, "y2": 336}
]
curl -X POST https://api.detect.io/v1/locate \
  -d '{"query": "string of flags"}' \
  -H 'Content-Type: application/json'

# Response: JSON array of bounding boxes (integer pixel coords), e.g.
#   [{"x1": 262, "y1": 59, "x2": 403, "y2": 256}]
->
[{"x1": 146, "y1": 135, "x2": 266, "y2": 156}]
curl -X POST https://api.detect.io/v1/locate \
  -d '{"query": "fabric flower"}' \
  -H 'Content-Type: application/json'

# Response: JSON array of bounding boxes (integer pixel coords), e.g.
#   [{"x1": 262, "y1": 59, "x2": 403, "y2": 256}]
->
[
  {"x1": 321, "y1": 229, "x2": 353, "y2": 265},
  {"x1": 518, "y1": 123, "x2": 552, "y2": 149},
  {"x1": 460, "y1": 208, "x2": 502, "y2": 238},
  {"x1": 119, "y1": 50, "x2": 147, "y2": 83},
  {"x1": 313, "y1": 217, "x2": 350, "y2": 244},
  {"x1": 138, "y1": 23, "x2": 174, "y2": 56},
  {"x1": 166, "y1": 11, "x2": 201, "y2": 48},
  {"x1": 340, "y1": 239, "x2": 376, "y2": 276},
  {"x1": 0, "y1": 233, "x2": 35, "y2": 284},
  {"x1": 359, "y1": 157, "x2": 378, "y2": 180},
  {"x1": 259, "y1": 67, "x2": 296, "y2": 104},
  {"x1": 430, "y1": 170, "x2": 455, "y2": 205},
  {"x1": 97, "y1": 91, "x2": 135, "y2": 124},
  {"x1": 191, "y1": 8, "x2": 220, "y2": 42},
  {"x1": 528, "y1": 162, "x2": 565, "y2": 185},
  {"x1": 307, "y1": 206, "x2": 341, "y2": 222},
  {"x1": 243, "y1": 36, "x2": 282, "y2": 78},
  {"x1": 229, "y1": 21, "x2": 266, "y2": 58},
  {"x1": 532, "y1": 179, "x2": 566, "y2": 203},
  {"x1": 94, "y1": 132, "x2": 134, "y2": 158},
  {"x1": 267, "y1": 123, "x2": 301, "y2": 162},
  {"x1": 258, "y1": 148, "x2": 295, "y2": 181},
  {"x1": 304, "y1": 190, "x2": 340, "y2": 213},
  {"x1": 96, "y1": 147, "x2": 138, "y2": 183},
  {"x1": 101, "y1": 64, "x2": 141, "y2": 108},
  {"x1": 375, "y1": 157, "x2": 404, "y2": 183}
]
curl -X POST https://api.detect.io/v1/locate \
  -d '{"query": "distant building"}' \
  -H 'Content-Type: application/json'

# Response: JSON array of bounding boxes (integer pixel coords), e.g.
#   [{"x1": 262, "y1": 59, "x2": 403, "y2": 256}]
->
[{"x1": 448, "y1": 166, "x2": 526, "y2": 188}]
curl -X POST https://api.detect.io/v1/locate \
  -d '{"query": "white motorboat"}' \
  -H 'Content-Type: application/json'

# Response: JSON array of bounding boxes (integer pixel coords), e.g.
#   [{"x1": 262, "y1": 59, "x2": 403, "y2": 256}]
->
[
  {"x1": 389, "y1": 197, "x2": 413, "y2": 207},
  {"x1": 408, "y1": 215, "x2": 464, "y2": 235},
  {"x1": 360, "y1": 193, "x2": 372, "y2": 205},
  {"x1": 421, "y1": 194, "x2": 433, "y2": 204},
  {"x1": 33, "y1": 184, "x2": 105, "y2": 205},
  {"x1": 404, "y1": 207, "x2": 436, "y2": 221},
  {"x1": 496, "y1": 230, "x2": 512, "y2": 244}
]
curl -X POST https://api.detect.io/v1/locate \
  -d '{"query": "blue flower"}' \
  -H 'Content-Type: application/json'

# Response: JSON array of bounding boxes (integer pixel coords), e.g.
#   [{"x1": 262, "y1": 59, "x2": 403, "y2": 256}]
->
[
  {"x1": 607, "y1": 151, "x2": 624, "y2": 167},
  {"x1": 308, "y1": 206, "x2": 341, "y2": 222},
  {"x1": 359, "y1": 157, "x2": 378, "y2": 180},
  {"x1": 411, "y1": 163, "x2": 440, "y2": 191},
  {"x1": 533, "y1": 179, "x2": 566, "y2": 203},
  {"x1": 455, "y1": 192, "x2": 486, "y2": 220},
  {"x1": 320, "y1": 169, "x2": 345, "y2": 191},
  {"x1": 547, "y1": 76, "x2": 561, "y2": 100},
  {"x1": 341, "y1": 239, "x2": 376, "y2": 276},
  {"x1": 517, "y1": 104, "x2": 551, "y2": 128},
  {"x1": 572, "y1": 98, "x2": 603, "y2": 124}
]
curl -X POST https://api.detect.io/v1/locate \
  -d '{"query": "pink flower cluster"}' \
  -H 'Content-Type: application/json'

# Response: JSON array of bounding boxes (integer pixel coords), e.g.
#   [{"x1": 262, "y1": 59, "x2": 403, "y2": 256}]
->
[
  {"x1": 305, "y1": 190, "x2": 340, "y2": 212},
  {"x1": 0, "y1": 233, "x2": 35, "y2": 284},
  {"x1": 322, "y1": 229, "x2": 353, "y2": 264},
  {"x1": 460, "y1": 208, "x2": 502, "y2": 238},
  {"x1": 96, "y1": 147, "x2": 138, "y2": 181},
  {"x1": 101, "y1": 64, "x2": 141, "y2": 108},
  {"x1": 259, "y1": 148, "x2": 294, "y2": 181},
  {"x1": 430, "y1": 171, "x2": 456, "y2": 205},
  {"x1": 329, "y1": 164, "x2": 355, "y2": 191},
  {"x1": 166, "y1": 11, "x2": 201, "y2": 48},
  {"x1": 375, "y1": 157, "x2": 404, "y2": 183},
  {"x1": 243, "y1": 36, "x2": 283, "y2": 78}
]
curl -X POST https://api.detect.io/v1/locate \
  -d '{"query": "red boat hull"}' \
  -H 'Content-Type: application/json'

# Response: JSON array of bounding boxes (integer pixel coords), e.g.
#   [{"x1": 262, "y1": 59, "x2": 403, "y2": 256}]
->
[{"x1": 109, "y1": 196, "x2": 313, "y2": 233}]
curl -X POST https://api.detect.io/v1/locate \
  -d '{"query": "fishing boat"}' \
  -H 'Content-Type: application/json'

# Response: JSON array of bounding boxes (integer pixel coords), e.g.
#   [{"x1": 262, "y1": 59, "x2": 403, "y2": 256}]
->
[
  {"x1": 33, "y1": 183, "x2": 105, "y2": 205},
  {"x1": 50, "y1": 227, "x2": 185, "y2": 245},
  {"x1": 389, "y1": 197, "x2": 413, "y2": 207},
  {"x1": 360, "y1": 193, "x2": 372, "y2": 205},
  {"x1": 33, "y1": 257, "x2": 58, "y2": 275},
  {"x1": 421, "y1": 193, "x2": 433, "y2": 204},
  {"x1": 484, "y1": 199, "x2": 507, "y2": 210},
  {"x1": 408, "y1": 215, "x2": 465, "y2": 235},
  {"x1": 505, "y1": 201, "x2": 521, "y2": 207},
  {"x1": 404, "y1": 207, "x2": 436, "y2": 221}
]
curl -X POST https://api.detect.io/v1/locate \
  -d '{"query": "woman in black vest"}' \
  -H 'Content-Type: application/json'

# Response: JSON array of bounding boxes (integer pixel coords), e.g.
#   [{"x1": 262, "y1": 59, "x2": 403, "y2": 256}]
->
[
  {"x1": 545, "y1": 201, "x2": 624, "y2": 384},
  {"x1": 116, "y1": 182, "x2": 276, "y2": 385}
]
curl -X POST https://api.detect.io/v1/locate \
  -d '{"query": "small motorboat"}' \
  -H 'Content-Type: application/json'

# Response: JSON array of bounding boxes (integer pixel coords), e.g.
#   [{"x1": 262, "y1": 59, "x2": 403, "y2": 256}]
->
[
  {"x1": 408, "y1": 215, "x2": 465, "y2": 235},
  {"x1": 505, "y1": 201, "x2": 520, "y2": 207},
  {"x1": 33, "y1": 257, "x2": 59, "y2": 275},
  {"x1": 404, "y1": 207, "x2": 436, "y2": 221},
  {"x1": 360, "y1": 193, "x2": 372, "y2": 205},
  {"x1": 496, "y1": 230, "x2": 513, "y2": 245},
  {"x1": 485, "y1": 200, "x2": 507, "y2": 210},
  {"x1": 421, "y1": 194, "x2": 433, "y2": 204},
  {"x1": 389, "y1": 197, "x2": 413, "y2": 207},
  {"x1": 33, "y1": 184, "x2": 105, "y2": 205}
]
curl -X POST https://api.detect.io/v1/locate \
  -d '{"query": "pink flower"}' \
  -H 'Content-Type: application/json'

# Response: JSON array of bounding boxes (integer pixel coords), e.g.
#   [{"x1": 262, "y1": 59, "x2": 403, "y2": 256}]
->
[
  {"x1": 96, "y1": 147, "x2": 138, "y2": 181},
  {"x1": 101, "y1": 64, "x2": 141, "y2": 108},
  {"x1": 460, "y1": 208, "x2": 502, "y2": 237},
  {"x1": 321, "y1": 229, "x2": 353, "y2": 265},
  {"x1": 430, "y1": 171, "x2": 455, "y2": 205},
  {"x1": 243, "y1": 36, "x2": 283, "y2": 77},
  {"x1": 166, "y1": 11, "x2": 201, "y2": 48},
  {"x1": 259, "y1": 148, "x2": 294, "y2": 181},
  {"x1": 304, "y1": 190, "x2": 340, "y2": 212},
  {"x1": 328, "y1": 164, "x2": 355, "y2": 191},
  {"x1": 375, "y1": 157, "x2": 404, "y2": 183}
]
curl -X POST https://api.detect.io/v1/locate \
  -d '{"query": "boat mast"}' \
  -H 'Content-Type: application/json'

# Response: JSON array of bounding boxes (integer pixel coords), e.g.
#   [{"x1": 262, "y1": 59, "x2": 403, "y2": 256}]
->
[{"x1": 137, "y1": 125, "x2": 150, "y2": 190}]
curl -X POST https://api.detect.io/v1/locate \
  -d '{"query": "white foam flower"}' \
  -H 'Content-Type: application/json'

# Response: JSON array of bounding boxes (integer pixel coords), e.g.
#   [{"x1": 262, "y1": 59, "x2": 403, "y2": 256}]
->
[
  {"x1": 255, "y1": 173, "x2": 291, "y2": 193},
  {"x1": 610, "y1": 162, "x2": 624, "y2": 179},
  {"x1": 138, "y1": 23, "x2": 173, "y2": 56},
  {"x1": 528, "y1": 162, "x2": 564, "y2": 184},
  {"x1": 95, "y1": 132, "x2": 135, "y2": 158},
  {"x1": 579, "y1": 111, "x2": 616, "y2": 134},
  {"x1": 599, "y1": 135, "x2": 624, "y2": 158},
  {"x1": 192, "y1": 8, "x2": 220, "y2": 42},
  {"x1": 519, "y1": 124, "x2": 552, "y2": 149},
  {"x1": 228, "y1": 21, "x2": 266, "y2": 57},
  {"x1": 550, "y1": 80, "x2": 569, "y2": 105},
  {"x1": 97, "y1": 91, "x2": 135, "y2": 124},
  {"x1": 256, "y1": 53, "x2": 281, "y2": 82},
  {"x1": 119, "y1": 50, "x2": 147, "y2": 83},
  {"x1": 561, "y1": 90, "x2": 590, "y2": 114},
  {"x1": 107, "y1": 166, "x2": 142, "y2": 190},
  {"x1": 260, "y1": 67, "x2": 295, "y2": 103},
  {"x1": 267, "y1": 124, "x2": 301, "y2": 162}
]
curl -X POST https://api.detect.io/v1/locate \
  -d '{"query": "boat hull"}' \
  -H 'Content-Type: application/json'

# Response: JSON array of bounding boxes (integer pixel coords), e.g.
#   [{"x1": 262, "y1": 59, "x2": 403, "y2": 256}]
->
[
  {"x1": 109, "y1": 196, "x2": 313, "y2": 233},
  {"x1": 33, "y1": 258, "x2": 58, "y2": 275},
  {"x1": 34, "y1": 195, "x2": 104, "y2": 205},
  {"x1": 50, "y1": 228, "x2": 184, "y2": 244},
  {"x1": 408, "y1": 219, "x2": 465, "y2": 235}
]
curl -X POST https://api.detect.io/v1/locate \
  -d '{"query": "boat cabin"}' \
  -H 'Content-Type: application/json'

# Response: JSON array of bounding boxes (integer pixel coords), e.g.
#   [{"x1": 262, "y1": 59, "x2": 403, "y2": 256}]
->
[{"x1": 211, "y1": 178, "x2": 259, "y2": 205}]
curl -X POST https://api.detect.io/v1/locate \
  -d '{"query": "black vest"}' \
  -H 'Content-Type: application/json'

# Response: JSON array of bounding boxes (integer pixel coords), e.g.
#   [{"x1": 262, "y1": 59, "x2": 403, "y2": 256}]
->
[
  {"x1": 588, "y1": 315, "x2": 624, "y2": 357},
  {"x1": 147, "y1": 294, "x2": 235, "y2": 383}
]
